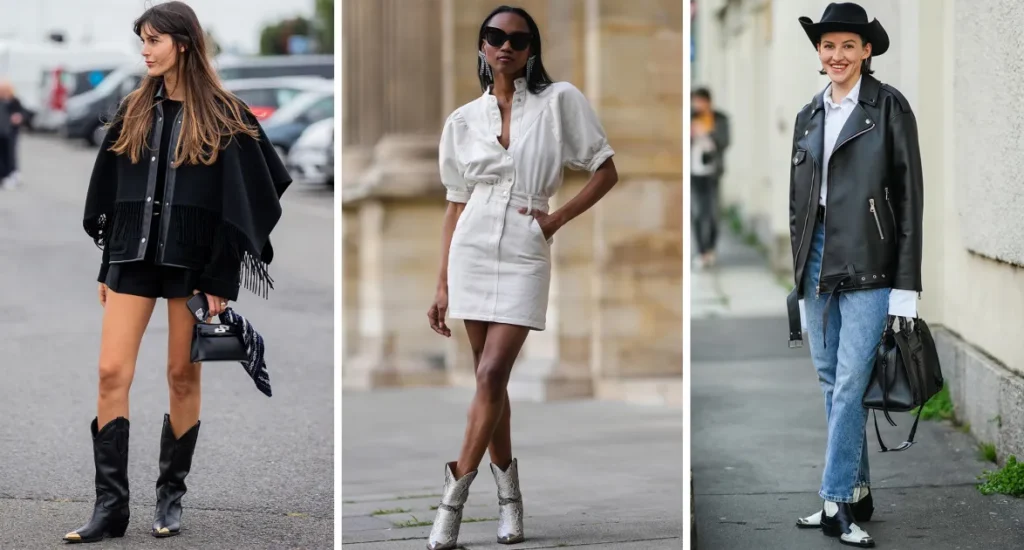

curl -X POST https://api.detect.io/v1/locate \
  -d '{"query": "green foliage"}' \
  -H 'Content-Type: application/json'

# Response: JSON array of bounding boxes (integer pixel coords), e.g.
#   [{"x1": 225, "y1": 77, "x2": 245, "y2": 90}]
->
[
  {"x1": 316, "y1": 0, "x2": 334, "y2": 51},
  {"x1": 909, "y1": 385, "x2": 954, "y2": 421},
  {"x1": 978, "y1": 442, "x2": 998, "y2": 464},
  {"x1": 393, "y1": 515, "x2": 433, "y2": 528},
  {"x1": 370, "y1": 507, "x2": 409, "y2": 516},
  {"x1": 978, "y1": 455, "x2": 1024, "y2": 497},
  {"x1": 258, "y1": 1, "x2": 334, "y2": 56}
]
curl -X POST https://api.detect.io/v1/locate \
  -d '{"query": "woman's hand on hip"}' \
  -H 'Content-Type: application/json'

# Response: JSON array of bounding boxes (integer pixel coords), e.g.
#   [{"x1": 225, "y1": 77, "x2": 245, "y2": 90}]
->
[
  {"x1": 98, "y1": 283, "x2": 108, "y2": 307},
  {"x1": 427, "y1": 287, "x2": 451, "y2": 338},
  {"x1": 519, "y1": 207, "x2": 560, "y2": 240}
]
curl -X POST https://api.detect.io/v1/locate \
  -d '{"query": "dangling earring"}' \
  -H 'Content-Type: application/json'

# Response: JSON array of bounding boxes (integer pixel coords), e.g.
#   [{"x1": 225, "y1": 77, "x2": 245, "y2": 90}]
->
[
  {"x1": 478, "y1": 51, "x2": 492, "y2": 80},
  {"x1": 526, "y1": 55, "x2": 536, "y2": 81}
]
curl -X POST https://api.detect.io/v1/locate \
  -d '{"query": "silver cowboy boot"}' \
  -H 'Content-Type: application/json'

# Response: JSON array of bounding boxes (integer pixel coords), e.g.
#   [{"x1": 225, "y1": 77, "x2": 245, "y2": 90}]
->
[
  {"x1": 427, "y1": 461, "x2": 477, "y2": 550},
  {"x1": 490, "y1": 458, "x2": 525, "y2": 544}
]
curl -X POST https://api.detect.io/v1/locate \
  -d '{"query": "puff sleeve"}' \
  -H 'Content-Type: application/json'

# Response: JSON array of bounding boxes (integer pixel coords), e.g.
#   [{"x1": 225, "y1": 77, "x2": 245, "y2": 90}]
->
[
  {"x1": 439, "y1": 111, "x2": 472, "y2": 203},
  {"x1": 558, "y1": 84, "x2": 615, "y2": 172}
]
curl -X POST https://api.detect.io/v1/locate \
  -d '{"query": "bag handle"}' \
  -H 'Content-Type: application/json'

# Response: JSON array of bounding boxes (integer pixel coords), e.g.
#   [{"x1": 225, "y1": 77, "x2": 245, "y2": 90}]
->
[{"x1": 872, "y1": 406, "x2": 923, "y2": 453}]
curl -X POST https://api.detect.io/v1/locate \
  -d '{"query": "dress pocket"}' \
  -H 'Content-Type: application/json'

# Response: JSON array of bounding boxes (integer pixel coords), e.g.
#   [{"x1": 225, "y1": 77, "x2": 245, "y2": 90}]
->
[{"x1": 530, "y1": 216, "x2": 553, "y2": 247}]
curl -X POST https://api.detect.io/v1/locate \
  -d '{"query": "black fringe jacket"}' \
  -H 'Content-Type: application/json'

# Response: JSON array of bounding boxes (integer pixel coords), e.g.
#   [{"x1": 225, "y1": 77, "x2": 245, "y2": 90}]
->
[{"x1": 83, "y1": 86, "x2": 292, "y2": 301}]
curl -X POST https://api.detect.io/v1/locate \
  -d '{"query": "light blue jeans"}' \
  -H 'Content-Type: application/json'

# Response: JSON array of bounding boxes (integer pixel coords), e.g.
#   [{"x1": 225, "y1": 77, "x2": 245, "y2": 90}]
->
[{"x1": 802, "y1": 220, "x2": 889, "y2": 503}]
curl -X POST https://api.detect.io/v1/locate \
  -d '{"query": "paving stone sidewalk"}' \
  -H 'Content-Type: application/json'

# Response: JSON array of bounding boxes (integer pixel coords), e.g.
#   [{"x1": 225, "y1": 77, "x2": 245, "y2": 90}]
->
[
  {"x1": 342, "y1": 388, "x2": 683, "y2": 549},
  {"x1": 691, "y1": 227, "x2": 1024, "y2": 549}
]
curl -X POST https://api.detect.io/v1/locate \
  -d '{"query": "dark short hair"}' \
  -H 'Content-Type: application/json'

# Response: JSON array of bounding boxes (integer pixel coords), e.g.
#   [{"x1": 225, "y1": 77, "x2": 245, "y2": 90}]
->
[
  {"x1": 477, "y1": 5, "x2": 553, "y2": 94},
  {"x1": 817, "y1": 34, "x2": 875, "y2": 75},
  {"x1": 692, "y1": 87, "x2": 712, "y2": 102}
]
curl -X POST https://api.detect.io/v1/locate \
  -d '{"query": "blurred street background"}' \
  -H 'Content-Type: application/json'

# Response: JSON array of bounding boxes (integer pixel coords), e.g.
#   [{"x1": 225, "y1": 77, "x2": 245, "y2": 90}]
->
[
  {"x1": 691, "y1": 0, "x2": 1024, "y2": 548},
  {"x1": 0, "y1": 1, "x2": 335, "y2": 548},
  {"x1": 340, "y1": 0, "x2": 682, "y2": 548}
]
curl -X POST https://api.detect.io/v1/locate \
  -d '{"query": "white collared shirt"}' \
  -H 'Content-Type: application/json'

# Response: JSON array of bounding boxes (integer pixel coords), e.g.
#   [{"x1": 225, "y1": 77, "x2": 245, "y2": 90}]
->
[
  {"x1": 820, "y1": 76, "x2": 862, "y2": 206},
  {"x1": 798, "y1": 75, "x2": 917, "y2": 323}
]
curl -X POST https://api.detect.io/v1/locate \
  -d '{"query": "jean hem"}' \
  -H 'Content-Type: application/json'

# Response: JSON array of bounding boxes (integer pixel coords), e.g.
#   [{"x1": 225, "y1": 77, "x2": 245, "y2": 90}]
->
[{"x1": 819, "y1": 491, "x2": 860, "y2": 503}]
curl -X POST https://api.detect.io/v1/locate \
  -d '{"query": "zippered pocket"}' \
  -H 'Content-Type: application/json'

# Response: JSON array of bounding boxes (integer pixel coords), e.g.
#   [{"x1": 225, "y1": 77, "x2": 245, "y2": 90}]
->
[{"x1": 869, "y1": 198, "x2": 885, "y2": 240}]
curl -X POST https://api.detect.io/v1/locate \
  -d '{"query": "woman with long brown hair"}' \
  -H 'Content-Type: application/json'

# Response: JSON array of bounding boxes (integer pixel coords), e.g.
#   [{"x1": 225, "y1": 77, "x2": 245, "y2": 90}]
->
[{"x1": 64, "y1": 2, "x2": 290, "y2": 543}]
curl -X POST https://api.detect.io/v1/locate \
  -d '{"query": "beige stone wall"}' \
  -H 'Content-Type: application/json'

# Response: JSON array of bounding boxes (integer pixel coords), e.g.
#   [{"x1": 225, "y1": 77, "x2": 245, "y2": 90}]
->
[{"x1": 589, "y1": 0, "x2": 684, "y2": 382}]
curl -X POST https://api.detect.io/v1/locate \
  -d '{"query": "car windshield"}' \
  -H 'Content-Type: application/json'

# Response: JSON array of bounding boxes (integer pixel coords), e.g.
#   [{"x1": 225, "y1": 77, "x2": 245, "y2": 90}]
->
[
  {"x1": 92, "y1": 66, "x2": 136, "y2": 95},
  {"x1": 267, "y1": 91, "x2": 331, "y2": 124}
]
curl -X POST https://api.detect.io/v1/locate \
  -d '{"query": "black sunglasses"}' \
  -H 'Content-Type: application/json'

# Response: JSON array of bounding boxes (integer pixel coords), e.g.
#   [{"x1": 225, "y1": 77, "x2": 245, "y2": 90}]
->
[{"x1": 482, "y1": 27, "x2": 532, "y2": 51}]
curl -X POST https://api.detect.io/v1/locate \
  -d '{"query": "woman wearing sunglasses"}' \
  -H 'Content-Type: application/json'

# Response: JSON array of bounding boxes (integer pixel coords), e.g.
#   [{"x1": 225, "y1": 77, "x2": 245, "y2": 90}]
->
[{"x1": 425, "y1": 5, "x2": 618, "y2": 549}]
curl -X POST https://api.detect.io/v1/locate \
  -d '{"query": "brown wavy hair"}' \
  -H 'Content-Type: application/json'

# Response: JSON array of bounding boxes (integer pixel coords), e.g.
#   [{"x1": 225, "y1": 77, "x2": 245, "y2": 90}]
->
[{"x1": 110, "y1": 1, "x2": 258, "y2": 166}]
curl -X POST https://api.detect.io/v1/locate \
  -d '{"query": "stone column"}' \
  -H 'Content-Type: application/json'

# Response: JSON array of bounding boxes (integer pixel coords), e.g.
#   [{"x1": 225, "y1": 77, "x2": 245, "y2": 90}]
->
[
  {"x1": 341, "y1": 0, "x2": 450, "y2": 388},
  {"x1": 587, "y1": 0, "x2": 684, "y2": 406},
  {"x1": 342, "y1": 136, "x2": 452, "y2": 389}
]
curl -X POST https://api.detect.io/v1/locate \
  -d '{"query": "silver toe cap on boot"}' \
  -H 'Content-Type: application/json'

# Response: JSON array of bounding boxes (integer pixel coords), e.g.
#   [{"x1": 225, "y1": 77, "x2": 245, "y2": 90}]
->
[
  {"x1": 490, "y1": 458, "x2": 524, "y2": 544},
  {"x1": 427, "y1": 461, "x2": 477, "y2": 550}
]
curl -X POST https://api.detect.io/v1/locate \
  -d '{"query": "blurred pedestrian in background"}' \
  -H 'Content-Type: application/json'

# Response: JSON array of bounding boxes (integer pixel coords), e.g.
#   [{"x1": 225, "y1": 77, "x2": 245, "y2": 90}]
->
[
  {"x1": 65, "y1": 1, "x2": 291, "y2": 544},
  {"x1": 0, "y1": 80, "x2": 27, "y2": 188},
  {"x1": 690, "y1": 86, "x2": 729, "y2": 269}
]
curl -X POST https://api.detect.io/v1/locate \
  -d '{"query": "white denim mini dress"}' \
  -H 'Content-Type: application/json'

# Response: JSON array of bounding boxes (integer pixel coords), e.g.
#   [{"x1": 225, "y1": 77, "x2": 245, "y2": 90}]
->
[{"x1": 440, "y1": 78, "x2": 614, "y2": 330}]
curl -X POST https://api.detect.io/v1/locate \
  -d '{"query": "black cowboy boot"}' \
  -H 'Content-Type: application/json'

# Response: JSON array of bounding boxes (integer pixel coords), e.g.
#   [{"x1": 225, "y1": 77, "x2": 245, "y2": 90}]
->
[
  {"x1": 63, "y1": 417, "x2": 131, "y2": 544},
  {"x1": 820, "y1": 501, "x2": 875, "y2": 548},
  {"x1": 152, "y1": 414, "x2": 201, "y2": 537}
]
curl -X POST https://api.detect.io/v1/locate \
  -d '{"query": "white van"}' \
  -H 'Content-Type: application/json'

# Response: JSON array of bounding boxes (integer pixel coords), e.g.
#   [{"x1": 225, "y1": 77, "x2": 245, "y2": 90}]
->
[{"x1": 0, "y1": 41, "x2": 134, "y2": 129}]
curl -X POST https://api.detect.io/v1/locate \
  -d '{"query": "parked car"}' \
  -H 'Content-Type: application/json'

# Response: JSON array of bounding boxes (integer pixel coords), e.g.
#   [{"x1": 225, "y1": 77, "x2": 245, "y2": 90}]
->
[
  {"x1": 0, "y1": 40, "x2": 133, "y2": 130},
  {"x1": 286, "y1": 117, "x2": 333, "y2": 187},
  {"x1": 64, "y1": 70, "x2": 325, "y2": 146},
  {"x1": 34, "y1": 62, "x2": 122, "y2": 132},
  {"x1": 221, "y1": 76, "x2": 328, "y2": 120},
  {"x1": 263, "y1": 88, "x2": 335, "y2": 157},
  {"x1": 214, "y1": 54, "x2": 334, "y2": 80},
  {"x1": 62, "y1": 64, "x2": 144, "y2": 145}
]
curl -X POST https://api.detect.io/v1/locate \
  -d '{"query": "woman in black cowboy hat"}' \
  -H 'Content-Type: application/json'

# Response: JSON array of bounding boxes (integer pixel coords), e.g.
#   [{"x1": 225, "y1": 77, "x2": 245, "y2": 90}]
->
[{"x1": 787, "y1": 2, "x2": 923, "y2": 548}]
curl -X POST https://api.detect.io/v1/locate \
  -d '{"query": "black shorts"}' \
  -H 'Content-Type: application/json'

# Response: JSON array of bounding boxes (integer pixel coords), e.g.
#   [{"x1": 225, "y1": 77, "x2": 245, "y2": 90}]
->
[{"x1": 104, "y1": 262, "x2": 201, "y2": 299}]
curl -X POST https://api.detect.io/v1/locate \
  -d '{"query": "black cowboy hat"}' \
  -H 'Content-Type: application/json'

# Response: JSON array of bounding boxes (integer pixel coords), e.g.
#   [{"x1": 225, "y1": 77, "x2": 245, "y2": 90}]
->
[{"x1": 798, "y1": 2, "x2": 889, "y2": 57}]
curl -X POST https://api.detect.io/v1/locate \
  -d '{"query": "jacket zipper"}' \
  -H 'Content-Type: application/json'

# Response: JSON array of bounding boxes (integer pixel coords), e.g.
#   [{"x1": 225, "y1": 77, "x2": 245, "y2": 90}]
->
[
  {"x1": 793, "y1": 156, "x2": 817, "y2": 295},
  {"x1": 817, "y1": 123, "x2": 876, "y2": 296},
  {"x1": 869, "y1": 198, "x2": 884, "y2": 240},
  {"x1": 885, "y1": 186, "x2": 896, "y2": 228}
]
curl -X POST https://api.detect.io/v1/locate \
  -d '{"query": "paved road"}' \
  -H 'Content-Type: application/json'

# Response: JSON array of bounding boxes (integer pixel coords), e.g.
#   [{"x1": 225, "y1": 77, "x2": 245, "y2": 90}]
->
[
  {"x1": 342, "y1": 388, "x2": 683, "y2": 549},
  {"x1": 692, "y1": 229, "x2": 1024, "y2": 549},
  {"x1": 0, "y1": 135, "x2": 334, "y2": 549}
]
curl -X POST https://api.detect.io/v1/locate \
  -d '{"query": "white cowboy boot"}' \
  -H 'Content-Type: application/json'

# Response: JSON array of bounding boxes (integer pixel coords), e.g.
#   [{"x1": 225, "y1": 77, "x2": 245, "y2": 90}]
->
[
  {"x1": 490, "y1": 458, "x2": 524, "y2": 544},
  {"x1": 427, "y1": 461, "x2": 477, "y2": 550}
]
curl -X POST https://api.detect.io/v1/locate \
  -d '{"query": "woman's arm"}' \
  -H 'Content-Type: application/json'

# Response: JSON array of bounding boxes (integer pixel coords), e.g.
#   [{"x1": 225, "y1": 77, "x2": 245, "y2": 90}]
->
[
  {"x1": 436, "y1": 201, "x2": 466, "y2": 291},
  {"x1": 541, "y1": 158, "x2": 618, "y2": 235},
  {"x1": 428, "y1": 201, "x2": 466, "y2": 337}
]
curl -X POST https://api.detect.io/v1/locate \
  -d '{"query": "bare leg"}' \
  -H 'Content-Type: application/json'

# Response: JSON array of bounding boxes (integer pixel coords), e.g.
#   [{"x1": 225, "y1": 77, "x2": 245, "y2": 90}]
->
[
  {"x1": 97, "y1": 290, "x2": 157, "y2": 427},
  {"x1": 454, "y1": 322, "x2": 530, "y2": 479},
  {"x1": 166, "y1": 297, "x2": 202, "y2": 437},
  {"x1": 464, "y1": 320, "x2": 514, "y2": 470}
]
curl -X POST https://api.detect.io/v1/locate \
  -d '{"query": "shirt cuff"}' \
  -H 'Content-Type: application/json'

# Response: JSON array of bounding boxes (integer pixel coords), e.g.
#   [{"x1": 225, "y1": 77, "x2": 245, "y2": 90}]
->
[
  {"x1": 888, "y1": 289, "x2": 918, "y2": 318},
  {"x1": 445, "y1": 188, "x2": 470, "y2": 203}
]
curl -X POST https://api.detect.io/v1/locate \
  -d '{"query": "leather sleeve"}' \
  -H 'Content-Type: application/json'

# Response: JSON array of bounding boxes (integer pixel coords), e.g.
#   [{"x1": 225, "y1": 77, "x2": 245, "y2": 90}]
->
[
  {"x1": 97, "y1": 245, "x2": 110, "y2": 283},
  {"x1": 789, "y1": 113, "x2": 801, "y2": 270},
  {"x1": 889, "y1": 110, "x2": 924, "y2": 292}
]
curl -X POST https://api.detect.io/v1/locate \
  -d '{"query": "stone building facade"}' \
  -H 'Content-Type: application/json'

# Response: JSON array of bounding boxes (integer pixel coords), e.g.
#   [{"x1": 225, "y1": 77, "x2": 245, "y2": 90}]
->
[
  {"x1": 341, "y1": 0, "x2": 683, "y2": 406},
  {"x1": 695, "y1": 0, "x2": 1024, "y2": 458}
]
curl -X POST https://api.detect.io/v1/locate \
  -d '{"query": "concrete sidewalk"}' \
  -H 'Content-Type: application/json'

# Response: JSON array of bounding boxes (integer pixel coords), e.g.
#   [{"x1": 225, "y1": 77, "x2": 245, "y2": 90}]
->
[
  {"x1": 341, "y1": 388, "x2": 683, "y2": 549},
  {"x1": 692, "y1": 228, "x2": 1024, "y2": 549}
]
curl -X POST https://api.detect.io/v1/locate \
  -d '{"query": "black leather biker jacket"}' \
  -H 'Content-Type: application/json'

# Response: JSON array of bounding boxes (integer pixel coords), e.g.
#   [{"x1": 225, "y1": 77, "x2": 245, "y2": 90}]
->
[{"x1": 787, "y1": 74, "x2": 923, "y2": 346}]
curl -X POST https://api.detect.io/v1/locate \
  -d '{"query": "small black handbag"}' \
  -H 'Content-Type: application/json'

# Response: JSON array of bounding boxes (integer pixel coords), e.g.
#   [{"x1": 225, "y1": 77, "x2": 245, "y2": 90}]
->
[
  {"x1": 862, "y1": 316, "x2": 944, "y2": 452},
  {"x1": 186, "y1": 295, "x2": 247, "y2": 363},
  {"x1": 190, "y1": 321, "x2": 247, "y2": 363}
]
